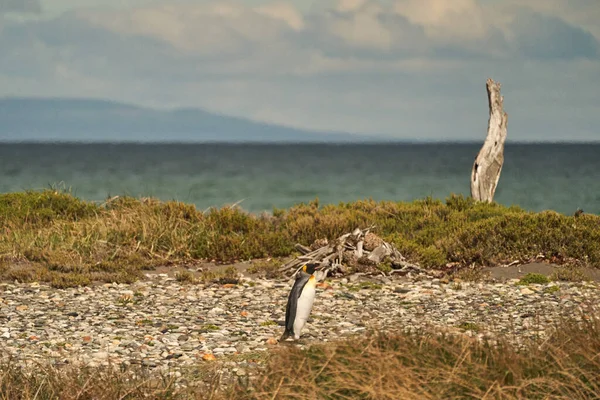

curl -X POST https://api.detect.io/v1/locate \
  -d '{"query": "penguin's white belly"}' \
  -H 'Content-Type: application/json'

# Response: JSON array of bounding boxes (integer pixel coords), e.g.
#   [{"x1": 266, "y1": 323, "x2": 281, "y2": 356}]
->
[{"x1": 293, "y1": 284, "x2": 316, "y2": 339}]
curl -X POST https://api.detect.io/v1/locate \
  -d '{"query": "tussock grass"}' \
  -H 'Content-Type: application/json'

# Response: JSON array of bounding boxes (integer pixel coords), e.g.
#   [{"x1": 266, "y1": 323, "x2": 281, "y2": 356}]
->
[
  {"x1": 240, "y1": 316, "x2": 600, "y2": 400},
  {"x1": 0, "y1": 360, "x2": 217, "y2": 400},
  {"x1": 2, "y1": 317, "x2": 599, "y2": 399},
  {"x1": 1, "y1": 190, "x2": 600, "y2": 287}
]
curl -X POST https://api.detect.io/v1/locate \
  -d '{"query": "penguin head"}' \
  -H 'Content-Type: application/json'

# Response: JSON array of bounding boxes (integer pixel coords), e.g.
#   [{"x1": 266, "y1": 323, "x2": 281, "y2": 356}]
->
[{"x1": 302, "y1": 263, "x2": 318, "y2": 275}]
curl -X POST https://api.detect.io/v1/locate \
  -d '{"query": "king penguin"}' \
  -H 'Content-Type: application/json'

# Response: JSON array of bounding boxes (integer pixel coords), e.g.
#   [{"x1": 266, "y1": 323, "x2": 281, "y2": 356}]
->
[{"x1": 280, "y1": 263, "x2": 318, "y2": 341}]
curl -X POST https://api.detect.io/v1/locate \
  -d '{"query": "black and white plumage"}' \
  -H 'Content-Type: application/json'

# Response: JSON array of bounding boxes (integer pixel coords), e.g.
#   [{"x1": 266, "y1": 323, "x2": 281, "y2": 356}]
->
[{"x1": 280, "y1": 263, "x2": 318, "y2": 341}]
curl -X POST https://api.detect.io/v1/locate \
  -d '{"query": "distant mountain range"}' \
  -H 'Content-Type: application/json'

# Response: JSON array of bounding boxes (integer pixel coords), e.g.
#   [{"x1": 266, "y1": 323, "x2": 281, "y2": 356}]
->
[{"x1": 0, "y1": 97, "x2": 382, "y2": 143}]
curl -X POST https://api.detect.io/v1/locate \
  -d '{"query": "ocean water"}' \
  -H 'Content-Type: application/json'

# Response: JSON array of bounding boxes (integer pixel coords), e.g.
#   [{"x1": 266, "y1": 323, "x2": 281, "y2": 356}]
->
[{"x1": 1, "y1": 143, "x2": 599, "y2": 215}]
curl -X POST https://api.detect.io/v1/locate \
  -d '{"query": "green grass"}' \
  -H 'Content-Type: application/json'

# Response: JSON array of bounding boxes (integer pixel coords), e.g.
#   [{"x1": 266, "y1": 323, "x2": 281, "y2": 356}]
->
[
  {"x1": 517, "y1": 273, "x2": 551, "y2": 285},
  {"x1": 457, "y1": 322, "x2": 481, "y2": 332},
  {"x1": 544, "y1": 285, "x2": 560, "y2": 294},
  {"x1": 200, "y1": 324, "x2": 220, "y2": 332},
  {"x1": 1, "y1": 190, "x2": 600, "y2": 287}
]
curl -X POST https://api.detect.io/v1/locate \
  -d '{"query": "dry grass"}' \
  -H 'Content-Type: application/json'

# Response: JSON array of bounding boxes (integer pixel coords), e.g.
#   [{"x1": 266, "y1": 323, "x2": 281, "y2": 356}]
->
[
  {"x1": 1, "y1": 190, "x2": 600, "y2": 287},
  {"x1": 551, "y1": 267, "x2": 592, "y2": 282},
  {"x1": 2, "y1": 316, "x2": 599, "y2": 399},
  {"x1": 0, "y1": 361, "x2": 205, "y2": 400},
  {"x1": 237, "y1": 316, "x2": 600, "y2": 400},
  {"x1": 246, "y1": 258, "x2": 284, "y2": 279}
]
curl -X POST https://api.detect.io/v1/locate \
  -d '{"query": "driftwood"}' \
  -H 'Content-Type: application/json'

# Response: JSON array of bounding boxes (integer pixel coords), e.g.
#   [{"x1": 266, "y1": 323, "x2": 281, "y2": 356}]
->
[
  {"x1": 280, "y1": 227, "x2": 425, "y2": 278},
  {"x1": 471, "y1": 78, "x2": 508, "y2": 202}
]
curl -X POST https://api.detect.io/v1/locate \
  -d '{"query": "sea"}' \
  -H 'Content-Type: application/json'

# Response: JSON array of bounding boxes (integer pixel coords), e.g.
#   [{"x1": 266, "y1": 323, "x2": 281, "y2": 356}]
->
[{"x1": 1, "y1": 143, "x2": 599, "y2": 215}]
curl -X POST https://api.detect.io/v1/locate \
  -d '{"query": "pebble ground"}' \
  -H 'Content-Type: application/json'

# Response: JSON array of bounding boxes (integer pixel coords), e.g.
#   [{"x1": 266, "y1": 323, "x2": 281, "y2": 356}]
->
[{"x1": 1, "y1": 272, "x2": 598, "y2": 382}]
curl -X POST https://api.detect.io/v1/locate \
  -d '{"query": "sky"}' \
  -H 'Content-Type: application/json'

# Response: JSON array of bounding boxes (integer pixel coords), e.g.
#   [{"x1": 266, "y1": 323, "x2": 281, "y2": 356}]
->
[{"x1": 1, "y1": 0, "x2": 599, "y2": 141}]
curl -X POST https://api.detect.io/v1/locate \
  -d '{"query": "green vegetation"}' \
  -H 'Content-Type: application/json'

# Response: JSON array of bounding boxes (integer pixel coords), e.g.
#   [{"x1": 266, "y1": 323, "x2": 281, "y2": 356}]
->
[
  {"x1": 544, "y1": 285, "x2": 560, "y2": 294},
  {"x1": 551, "y1": 267, "x2": 591, "y2": 282},
  {"x1": 175, "y1": 270, "x2": 195, "y2": 283},
  {"x1": 457, "y1": 322, "x2": 481, "y2": 332},
  {"x1": 376, "y1": 260, "x2": 392, "y2": 273},
  {"x1": 1, "y1": 190, "x2": 600, "y2": 287},
  {"x1": 199, "y1": 266, "x2": 240, "y2": 284},
  {"x1": 200, "y1": 324, "x2": 220, "y2": 332},
  {"x1": 517, "y1": 273, "x2": 551, "y2": 285},
  {"x1": 1, "y1": 316, "x2": 599, "y2": 399},
  {"x1": 246, "y1": 258, "x2": 282, "y2": 278}
]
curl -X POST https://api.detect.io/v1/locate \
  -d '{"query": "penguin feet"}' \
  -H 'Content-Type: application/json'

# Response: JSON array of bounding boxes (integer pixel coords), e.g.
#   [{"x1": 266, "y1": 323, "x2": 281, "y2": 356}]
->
[{"x1": 278, "y1": 337, "x2": 298, "y2": 346}]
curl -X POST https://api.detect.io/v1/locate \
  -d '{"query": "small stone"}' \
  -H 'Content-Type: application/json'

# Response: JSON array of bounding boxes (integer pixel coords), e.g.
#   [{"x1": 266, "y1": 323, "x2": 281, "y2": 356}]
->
[
  {"x1": 317, "y1": 282, "x2": 332, "y2": 289},
  {"x1": 208, "y1": 307, "x2": 225, "y2": 315},
  {"x1": 94, "y1": 352, "x2": 109, "y2": 359},
  {"x1": 266, "y1": 337, "x2": 278, "y2": 345},
  {"x1": 177, "y1": 335, "x2": 189, "y2": 342}
]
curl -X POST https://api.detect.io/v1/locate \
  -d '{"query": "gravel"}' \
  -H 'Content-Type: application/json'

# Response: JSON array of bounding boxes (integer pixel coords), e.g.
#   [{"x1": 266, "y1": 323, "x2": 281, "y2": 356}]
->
[{"x1": 0, "y1": 272, "x2": 598, "y2": 382}]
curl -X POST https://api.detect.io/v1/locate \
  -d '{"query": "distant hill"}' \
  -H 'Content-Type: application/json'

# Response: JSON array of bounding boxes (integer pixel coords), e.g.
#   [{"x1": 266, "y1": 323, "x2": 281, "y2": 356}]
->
[{"x1": 0, "y1": 97, "x2": 378, "y2": 143}]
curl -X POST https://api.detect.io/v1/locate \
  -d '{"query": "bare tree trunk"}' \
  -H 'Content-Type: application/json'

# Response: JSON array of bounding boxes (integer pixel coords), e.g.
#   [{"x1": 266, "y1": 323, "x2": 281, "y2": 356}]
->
[{"x1": 471, "y1": 78, "x2": 508, "y2": 202}]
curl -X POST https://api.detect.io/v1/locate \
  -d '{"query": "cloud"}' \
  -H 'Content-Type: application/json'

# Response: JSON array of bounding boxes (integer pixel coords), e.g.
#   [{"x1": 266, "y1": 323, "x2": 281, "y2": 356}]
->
[
  {"x1": 509, "y1": 9, "x2": 599, "y2": 59},
  {"x1": 0, "y1": 0, "x2": 41, "y2": 14},
  {"x1": 497, "y1": 0, "x2": 600, "y2": 41},
  {"x1": 77, "y1": 2, "x2": 303, "y2": 58},
  {"x1": 0, "y1": 0, "x2": 599, "y2": 141},
  {"x1": 255, "y1": 2, "x2": 305, "y2": 31},
  {"x1": 62, "y1": 1, "x2": 600, "y2": 64},
  {"x1": 327, "y1": 0, "x2": 394, "y2": 50},
  {"x1": 393, "y1": 0, "x2": 488, "y2": 42}
]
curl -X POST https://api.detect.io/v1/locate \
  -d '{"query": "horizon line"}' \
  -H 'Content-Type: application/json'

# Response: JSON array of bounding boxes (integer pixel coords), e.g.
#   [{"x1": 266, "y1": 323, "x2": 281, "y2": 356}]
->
[{"x1": 1, "y1": 139, "x2": 600, "y2": 145}]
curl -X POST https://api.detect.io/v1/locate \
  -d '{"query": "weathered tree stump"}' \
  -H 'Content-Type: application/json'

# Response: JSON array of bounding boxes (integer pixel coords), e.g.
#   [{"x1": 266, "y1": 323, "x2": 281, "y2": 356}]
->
[{"x1": 471, "y1": 78, "x2": 508, "y2": 202}]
